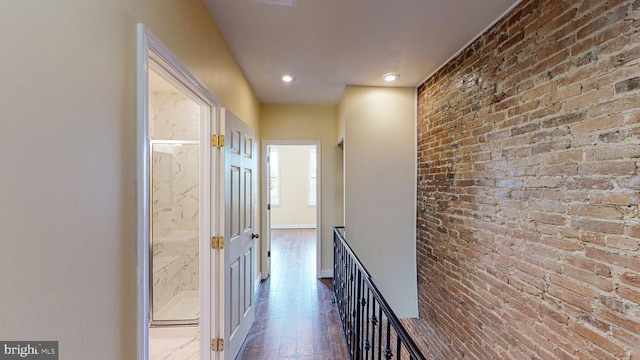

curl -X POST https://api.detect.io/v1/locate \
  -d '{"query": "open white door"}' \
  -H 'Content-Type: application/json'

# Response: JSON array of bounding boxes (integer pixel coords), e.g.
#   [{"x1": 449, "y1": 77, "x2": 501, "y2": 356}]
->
[
  {"x1": 263, "y1": 146, "x2": 272, "y2": 278},
  {"x1": 220, "y1": 108, "x2": 256, "y2": 360}
]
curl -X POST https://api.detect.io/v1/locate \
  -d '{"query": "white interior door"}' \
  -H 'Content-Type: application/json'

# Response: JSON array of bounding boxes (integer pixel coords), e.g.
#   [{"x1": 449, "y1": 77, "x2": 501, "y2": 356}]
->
[{"x1": 221, "y1": 108, "x2": 256, "y2": 360}]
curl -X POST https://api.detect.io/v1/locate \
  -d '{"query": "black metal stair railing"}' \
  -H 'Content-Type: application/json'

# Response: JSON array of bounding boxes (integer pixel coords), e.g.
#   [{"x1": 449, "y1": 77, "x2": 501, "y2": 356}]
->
[{"x1": 333, "y1": 227, "x2": 426, "y2": 360}]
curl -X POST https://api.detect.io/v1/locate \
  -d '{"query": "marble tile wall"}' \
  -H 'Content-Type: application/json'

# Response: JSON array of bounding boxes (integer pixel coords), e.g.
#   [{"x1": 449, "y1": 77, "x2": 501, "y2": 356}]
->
[
  {"x1": 149, "y1": 326, "x2": 199, "y2": 360},
  {"x1": 149, "y1": 91, "x2": 201, "y2": 321},
  {"x1": 152, "y1": 231, "x2": 199, "y2": 319},
  {"x1": 150, "y1": 92, "x2": 200, "y2": 141},
  {"x1": 152, "y1": 144, "x2": 199, "y2": 235}
]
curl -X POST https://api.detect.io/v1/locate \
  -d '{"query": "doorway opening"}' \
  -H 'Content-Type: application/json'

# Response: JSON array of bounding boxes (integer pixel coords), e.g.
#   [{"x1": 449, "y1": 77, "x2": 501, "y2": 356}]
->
[
  {"x1": 138, "y1": 25, "x2": 220, "y2": 360},
  {"x1": 261, "y1": 141, "x2": 321, "y2": 281}
]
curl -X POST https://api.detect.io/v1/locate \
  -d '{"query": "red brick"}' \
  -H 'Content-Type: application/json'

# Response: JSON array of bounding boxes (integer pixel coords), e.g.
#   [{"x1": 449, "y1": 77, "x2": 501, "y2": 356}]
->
[
  {"x1": 575, "y1": 5, "x2": 628, "y2": 41},
  {"x1": 580, "y1": 231, "x2": 606, "y2": 246},
  {"x1": 415, "y1": 0, "x2": 640, "y2": 358},
  {"x1": 565, "y1": 255, "x2": 612, "y2": 277},
  {"x1": 598, "y1": 308, "x2": 640, "y2": 336},
  {"x1": 571, "y1": 322, "x2": 626, "y2": 358},
  {"x1": 588, "y1": 96, "x2": 640, "y2": 117},
  {"x1": 590, "y1": 192, "x2": 639, "y2": 206},
  {"x1": 547, "y1": 285, "x2": 594, "y2": 312},
  {"x1": 539, "y1": 164, "x2": 579, "y2": 176},
  {"x1": 565, "y1": 266, "x2": 614, "y2": 292},
  {"x1": 571, "y1": 218, "x2": 625, "y2": 234},
  {"x1": 540, "y1": 235, "x2": 584, "y2": 251},
  {"x1": 585, "y1": 247, "x2": 640, "y2": 272},
  {"x1": 558, "y1": 61, "x2": 609, "y2": 88},
  {"x1": 565, "y1": 178, "x2": 613, "y2": 190},
  {"x1": 569, "y1": 114, "x2": 624, "y2": 135},
  {"x1": 571, "y1": 21, "x2": 629, "y2": 56},
  {"x1": 572, "y1": 205, "x2": 623, "y2": 221},
  {"x1": 579, "y1": 311, "x2": 613, "y2": 333},
  {"x1": 579, "y1": 161, "x2": 636, "y2": 176},
  {"x1": 620, "y1": 272, "x2": 640, "y2": 288},
  {"x1": 612, "y1": 328, "x2": 640, "y2": 360},
  {"x1": 585, "y1": 144, "x2": 640, "y2": 161},
  {"x1": 607, "y1": 236, "x2": 640, "y2": 251},
  {"x1": 582, "y1": 64, "x2": 638, "y2": 93},
  {"x1": 549, "y1": 274, "x2": 596, "y2": 297},
  {"x1": 599, "y1": 295, "x2": 629, "y2": 314},
  {"x1": 540, "y1": 149, "x2": 583, "y2": 164}
]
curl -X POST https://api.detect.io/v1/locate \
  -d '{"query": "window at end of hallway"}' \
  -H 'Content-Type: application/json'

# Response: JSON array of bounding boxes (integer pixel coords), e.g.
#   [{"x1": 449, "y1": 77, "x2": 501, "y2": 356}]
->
[{"x1": 270, "y1": 149, "x2": 280, "y2": 206}]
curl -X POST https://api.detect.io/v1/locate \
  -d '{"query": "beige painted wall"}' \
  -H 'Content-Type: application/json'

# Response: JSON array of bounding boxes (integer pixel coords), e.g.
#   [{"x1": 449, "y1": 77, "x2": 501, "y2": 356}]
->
[
  {"x1": 0, "y1": 1, "x2": 259, "y2": 359},
  {"x1": 270, "y1": 145, "x2": 317, "y2": 228},
  {"x1": 341, "y1": 86, "x2": 418, "y2": 318},
  {"x1": 338, "y1": 93, "x2": 346, "y2": 143},
  {"x1": 261, "y1": 104, "x2": 343, "y2": 274}
]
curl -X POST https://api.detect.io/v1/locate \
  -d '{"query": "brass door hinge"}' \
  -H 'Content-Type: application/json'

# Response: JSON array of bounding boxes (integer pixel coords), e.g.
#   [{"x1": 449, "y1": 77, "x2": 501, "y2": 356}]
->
[
  {"x1": 211, "y1": 236, "x2": 225, "y2": 249},
  {"x1": 211, "y1": 135, "x2": 225, "y2": 148},
  {"x1": 211, "y1": 338, "x2": 224, "y2": 351}
]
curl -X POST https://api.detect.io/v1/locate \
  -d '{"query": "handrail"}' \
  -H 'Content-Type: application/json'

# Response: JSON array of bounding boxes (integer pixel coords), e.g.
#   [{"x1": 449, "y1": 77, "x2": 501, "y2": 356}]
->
[{"x1": 333, "y1": 227, "x2": 426, "y2": 360}]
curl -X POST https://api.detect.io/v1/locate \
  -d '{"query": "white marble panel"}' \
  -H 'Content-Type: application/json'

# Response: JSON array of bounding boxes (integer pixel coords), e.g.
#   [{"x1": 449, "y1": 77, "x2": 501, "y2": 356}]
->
[
  {"x1": 152, "y1": 256, "x2": 183, "y2": 317},
  {"x1": 149, "y1": 91, "x2": 201, "y2": 323},
  {"x1": 153, "y1": 256, "x2": 180, "y2": 275},
  {"x1": 150, "y1": 92, "x2": 200, "y2": 141},
  {"x1": 152, "y1": 144, "x2": 199, "y2": 235},
  {"x1": 149, "y1": 326, "x2": 199, "y2": 360},
  {"x1": 154, "y1": 290, "x2": 199, "y2": 320},
  {"x1": 180, "y1": 252, "x2": 199, "y2": 292},
  {"x1": 152, "y1": 231, "x2": 199, "y2": 320}
]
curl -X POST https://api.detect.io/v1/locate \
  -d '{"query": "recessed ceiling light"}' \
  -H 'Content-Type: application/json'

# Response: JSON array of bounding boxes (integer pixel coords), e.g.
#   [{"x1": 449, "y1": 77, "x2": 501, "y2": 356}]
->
[
  {"x1": 383, "y1": 73, "x2": 399, "y2": 82},
  {"x1": 281, "y1": 74, "x2": 296, "y2": 83}
]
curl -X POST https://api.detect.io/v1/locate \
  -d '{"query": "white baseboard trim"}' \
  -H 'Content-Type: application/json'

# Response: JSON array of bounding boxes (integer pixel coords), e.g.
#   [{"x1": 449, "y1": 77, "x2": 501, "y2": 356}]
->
[
  {"x1": 271, "y1": 224, "x2": 317, "y2": 229},
  {"x1": 320, "y1": 269, "x2": 333, "y2": 278}
]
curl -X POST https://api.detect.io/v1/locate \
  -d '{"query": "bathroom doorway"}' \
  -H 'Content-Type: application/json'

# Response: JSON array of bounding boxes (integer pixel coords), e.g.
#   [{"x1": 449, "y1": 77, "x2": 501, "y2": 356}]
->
[
  {"x1": 138, "y1": 25, "x2": 221, "y2": 360},
  {"x1": 148, "y1": 69, "x2": 202, "y2": 327}
]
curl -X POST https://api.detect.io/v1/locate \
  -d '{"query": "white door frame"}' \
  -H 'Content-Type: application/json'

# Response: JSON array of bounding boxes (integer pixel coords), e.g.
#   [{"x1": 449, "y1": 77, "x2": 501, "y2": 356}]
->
[
  {"x1": 260, "y1": 140, "x2": 322, "y2": 279},
  {"x1": 136, "y1": 24, "x2": 221, "y2": 360}
]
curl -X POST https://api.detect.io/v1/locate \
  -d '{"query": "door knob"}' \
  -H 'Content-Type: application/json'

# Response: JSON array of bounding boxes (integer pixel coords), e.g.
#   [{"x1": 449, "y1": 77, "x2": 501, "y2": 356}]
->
[{"x1": 251, "y1": 233, "x2": 260, "y2": 239}]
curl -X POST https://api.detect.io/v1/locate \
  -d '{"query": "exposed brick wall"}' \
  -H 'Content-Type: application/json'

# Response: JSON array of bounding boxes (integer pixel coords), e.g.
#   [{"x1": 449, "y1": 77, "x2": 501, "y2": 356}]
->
[{"x1": 416, "y1": 0, "x2": 640, "y2": 359}]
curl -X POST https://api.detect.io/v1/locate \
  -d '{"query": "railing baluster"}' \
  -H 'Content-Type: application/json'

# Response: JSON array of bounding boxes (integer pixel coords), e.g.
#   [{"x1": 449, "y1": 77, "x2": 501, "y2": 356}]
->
[
  {"x1": 351, "y1": 258, "x2": 356, "y2": 353},
  {"x1": 377, "y1": 307, "x2": 383, "y2": 360},
  {"x1": 364, "y1": 287, "x2": 371, "y2": 359},
  {"x1": 353, "y1": 269, "x2": 362, "y2": 359},
  {"x1": 333, "y1": 227, "x2": 425, "y2": 360},
  {"x1": 384, "y1": 316, "x2": 392, "y2": 360},
  {"x1": 349, "y1": 259, "x2": 358, "y2": 352},
  {"x1": 370, "y1": 300, "x2": 378, "y2": 360},
  {"x1": 346, "y1": 254, "x2": 352, "y2": 350}
]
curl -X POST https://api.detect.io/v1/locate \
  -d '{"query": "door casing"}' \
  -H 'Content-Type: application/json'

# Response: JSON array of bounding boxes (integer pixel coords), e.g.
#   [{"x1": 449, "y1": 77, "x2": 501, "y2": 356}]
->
[{"x1": 137, "y1": 24, "x2": 221, "y2": 360}]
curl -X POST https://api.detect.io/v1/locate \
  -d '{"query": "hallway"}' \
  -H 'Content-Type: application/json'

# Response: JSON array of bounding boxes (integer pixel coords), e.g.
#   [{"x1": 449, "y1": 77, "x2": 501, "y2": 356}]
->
[{"x1": 236, "y1": 229, "x2": 350, "y2": 360}]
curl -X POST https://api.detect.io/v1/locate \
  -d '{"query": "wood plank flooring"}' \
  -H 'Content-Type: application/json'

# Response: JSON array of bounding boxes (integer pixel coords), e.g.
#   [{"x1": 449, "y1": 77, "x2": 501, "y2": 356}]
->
[{"x1": 235, "y1": 229, "x2": 350, "y2": 360}]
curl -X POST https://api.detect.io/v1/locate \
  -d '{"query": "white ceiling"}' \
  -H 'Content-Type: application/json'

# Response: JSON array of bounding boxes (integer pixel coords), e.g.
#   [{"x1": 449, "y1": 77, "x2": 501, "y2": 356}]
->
[{"x1": 205, "y1": 0, "x2": 522, "y2": 104}]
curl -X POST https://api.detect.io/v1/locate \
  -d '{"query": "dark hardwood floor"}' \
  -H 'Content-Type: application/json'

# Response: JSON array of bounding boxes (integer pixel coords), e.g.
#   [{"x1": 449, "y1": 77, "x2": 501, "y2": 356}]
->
[{"x1": 235, "y1": 229, "x2": 350, "y2": 360}]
